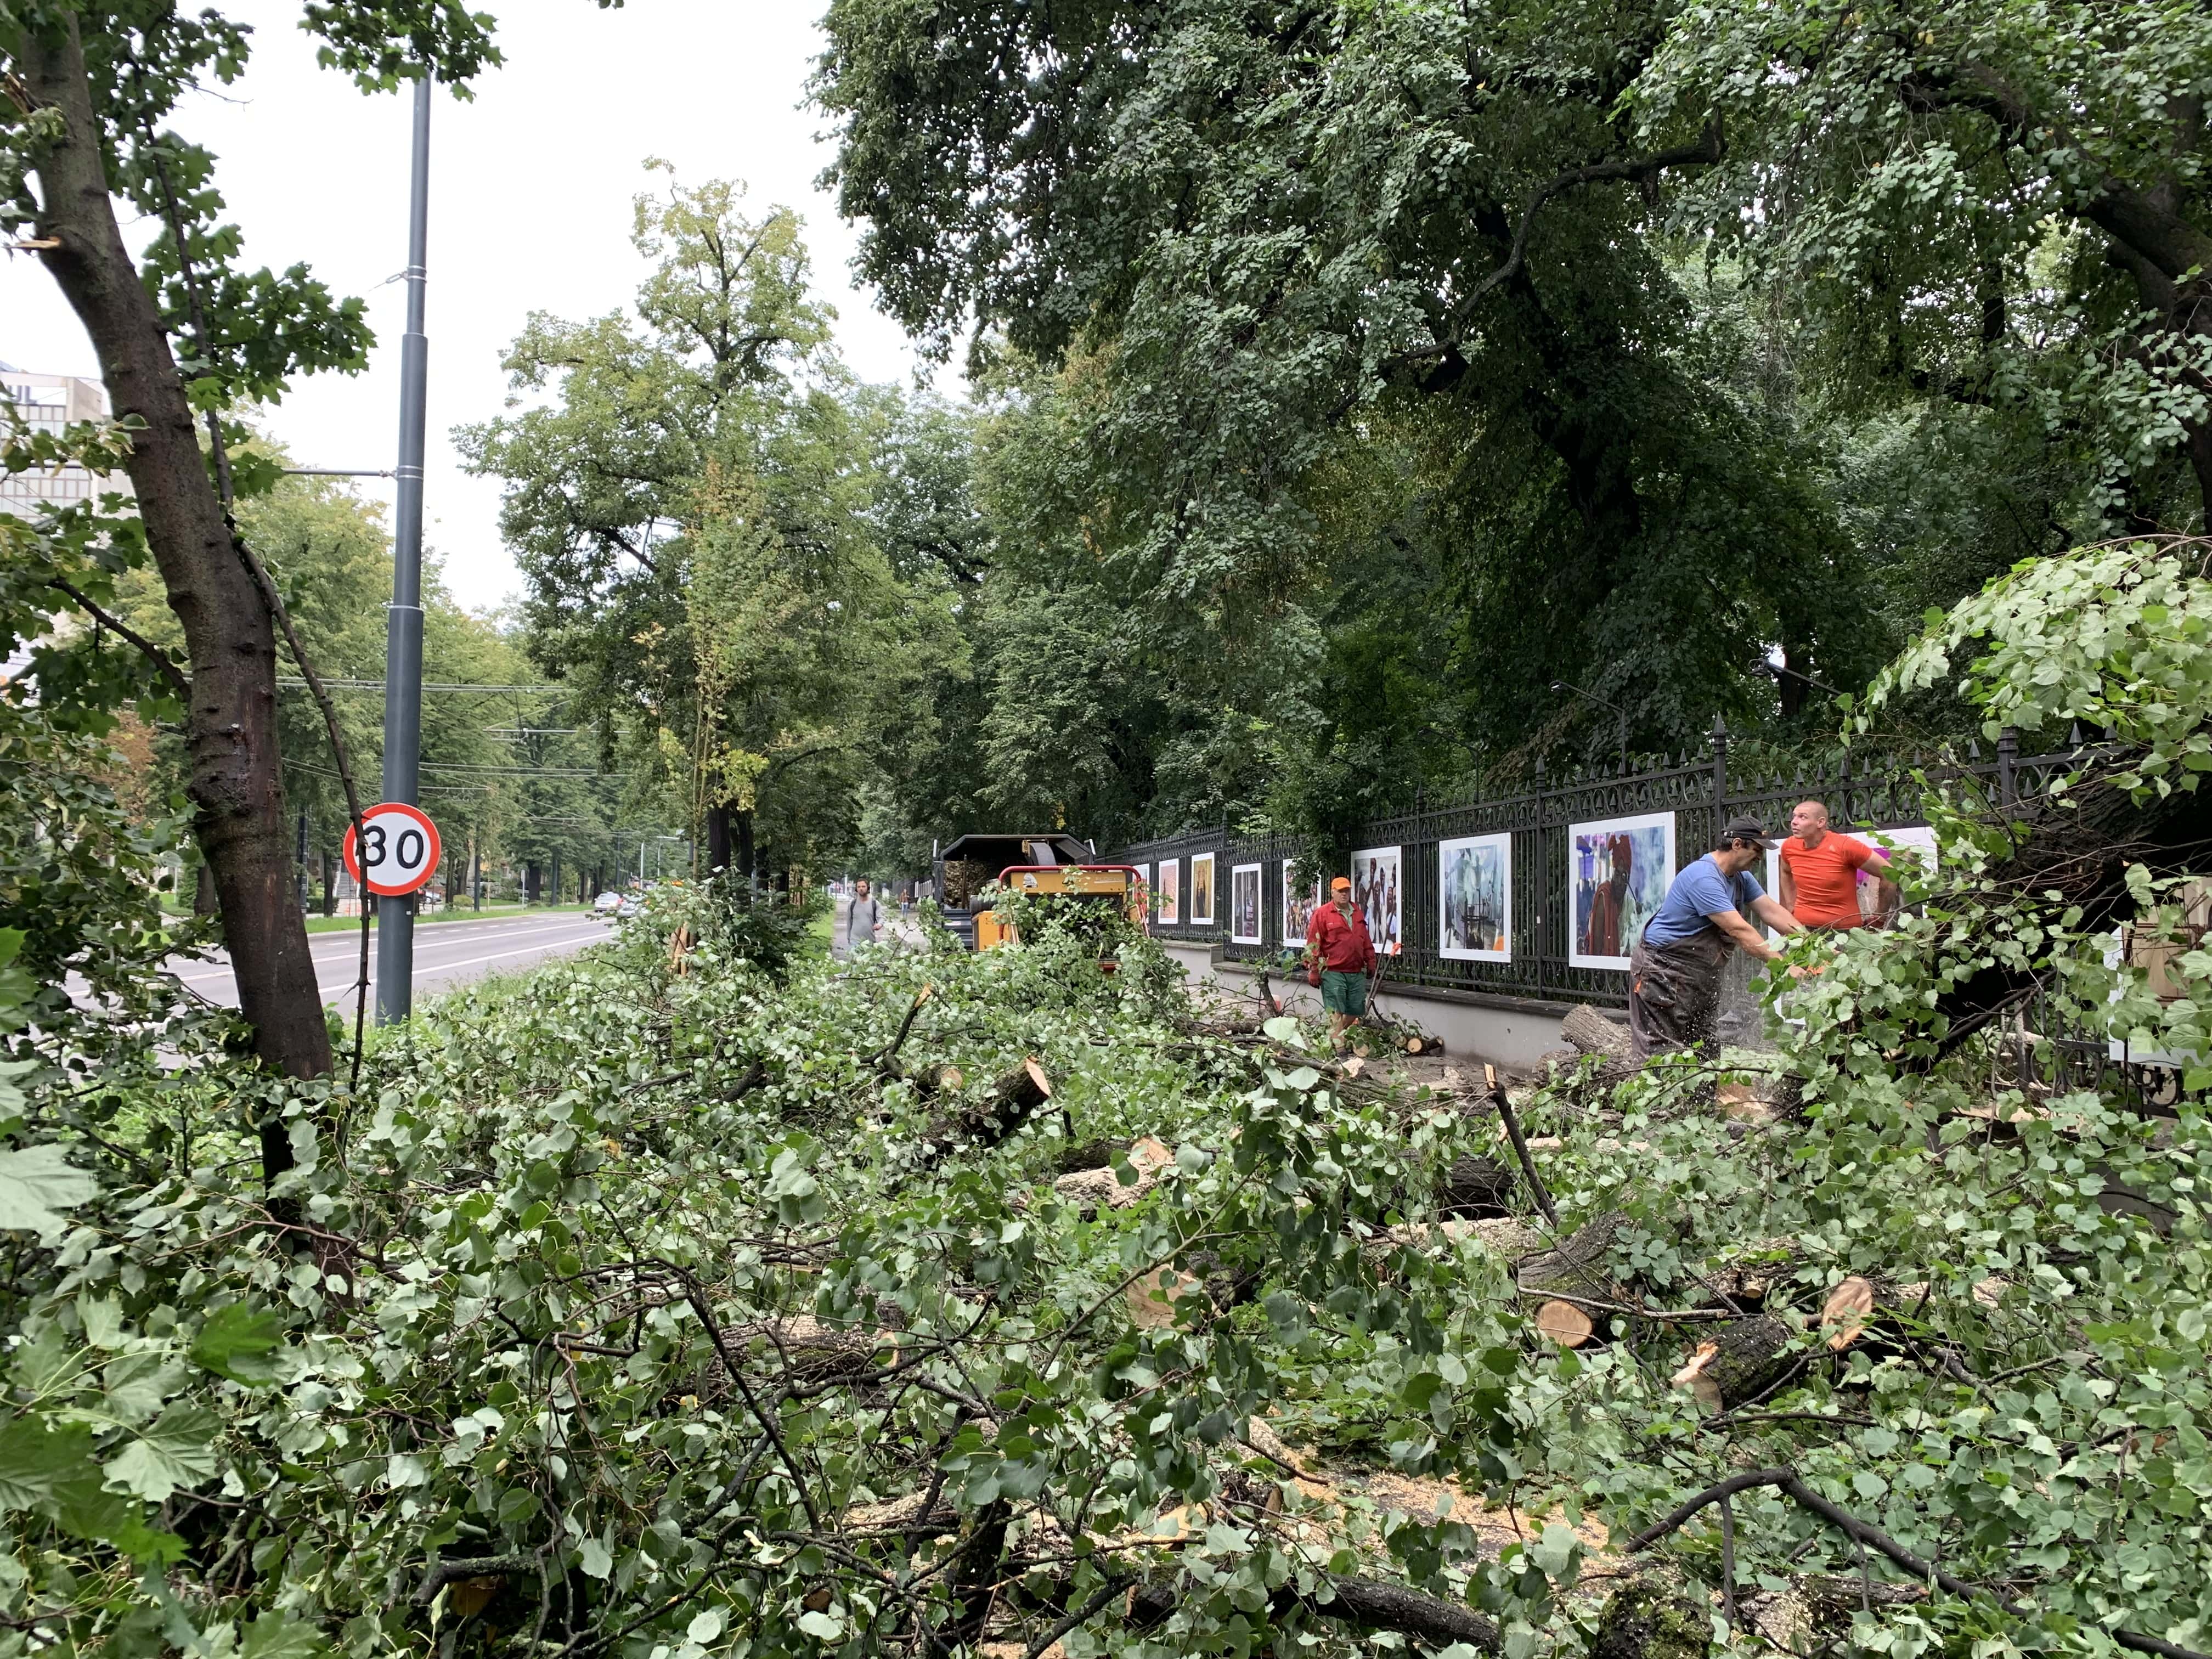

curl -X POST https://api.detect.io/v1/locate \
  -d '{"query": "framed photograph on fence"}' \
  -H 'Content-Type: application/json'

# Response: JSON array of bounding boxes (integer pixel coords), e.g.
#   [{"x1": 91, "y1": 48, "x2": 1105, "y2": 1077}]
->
[
  {"x1": 1283, "y1": 860, "x2": 1321, "y2": 947},
  {"x1": 1230, "y1": 862, "x2": 1264, "y2": 944},
  {"x1": 1438, "y1": 833, "x2": 1511, "y2": 962},
  {"x1": 1189, "y1": 853, "x2": 1216, "y2": 924},
  {"x1": 1863, "y1": 825, "x2": 1938, "y2": 921},
  {"x1": 1158, "y1": 858, "x2": 1181, "y2": 926},
  {"x1": 1133, "y1": 864, "x2": 1151, "y2": 924},
  {"x1": 1351, "y1": 845, "x2": 1403, "y2": 955},
  {"x1": 1568, "y1": 811, "x2": 1674, "y2": 969}
]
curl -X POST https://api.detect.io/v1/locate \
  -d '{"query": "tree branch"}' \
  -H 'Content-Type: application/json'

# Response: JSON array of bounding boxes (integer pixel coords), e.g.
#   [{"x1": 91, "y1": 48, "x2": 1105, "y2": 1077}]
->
[
  {"x1": 44, "y1": 578, "x2": 189, "y2": 702},
  {"x1": 1626, "y1": 1466, "x2": 2212, "y2": 1659}
]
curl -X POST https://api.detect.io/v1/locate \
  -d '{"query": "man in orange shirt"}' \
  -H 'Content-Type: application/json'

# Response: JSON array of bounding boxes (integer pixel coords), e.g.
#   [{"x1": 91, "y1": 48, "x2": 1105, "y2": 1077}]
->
[
  {"x1": 1305, "y1": 875, "x2": 1376, "y2": 1047},
  {"x1": 1776, "y1": 800, "x2": 1894, "y2": 929}
]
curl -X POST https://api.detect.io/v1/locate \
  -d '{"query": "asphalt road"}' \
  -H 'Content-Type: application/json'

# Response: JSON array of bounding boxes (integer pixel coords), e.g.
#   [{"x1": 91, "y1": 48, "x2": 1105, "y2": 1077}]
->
[{"x1": 167, "y1": 912, "x2": 614, "y2": 1009}]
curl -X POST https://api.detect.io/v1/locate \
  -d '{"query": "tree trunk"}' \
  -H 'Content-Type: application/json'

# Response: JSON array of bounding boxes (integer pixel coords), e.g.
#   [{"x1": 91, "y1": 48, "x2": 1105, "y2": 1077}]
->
[
  {"x1": 706, "y1": 801, "x2": 733, "y2": 873},
  {"x1": 320, "y1": 850, "x2": 336, "y2": 917},
  {"x1": 737, "y1": 809, "x2": 756, "y2": 889},
  {"x1": 22, "y1": 20, "x2": 329, "y2": 1160}
]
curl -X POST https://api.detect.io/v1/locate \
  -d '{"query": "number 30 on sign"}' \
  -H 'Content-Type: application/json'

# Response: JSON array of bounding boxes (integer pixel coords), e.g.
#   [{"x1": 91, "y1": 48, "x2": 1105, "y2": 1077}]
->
[{"x1": 342, "y1": 803, "x2": 443, "y2": 898}]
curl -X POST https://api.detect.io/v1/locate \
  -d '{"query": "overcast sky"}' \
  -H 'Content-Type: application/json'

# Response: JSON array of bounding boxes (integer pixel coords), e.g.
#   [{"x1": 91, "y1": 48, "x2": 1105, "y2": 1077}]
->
[{"x1": 0, "y1": 0, "x2": 936, "y2": 612}]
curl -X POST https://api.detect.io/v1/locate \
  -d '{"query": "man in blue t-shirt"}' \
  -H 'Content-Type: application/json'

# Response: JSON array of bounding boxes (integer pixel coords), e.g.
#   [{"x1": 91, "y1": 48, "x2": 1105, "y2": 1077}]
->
[{"x1": 1628, "y1": 817, "x2": 1804, "y2": 1059}]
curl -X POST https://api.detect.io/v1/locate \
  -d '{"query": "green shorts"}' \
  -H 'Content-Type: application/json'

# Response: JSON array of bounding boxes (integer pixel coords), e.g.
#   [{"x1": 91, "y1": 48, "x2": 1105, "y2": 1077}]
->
[{"x1": 1320, "y1": 969, "x2": 1368, "y2": 1017}]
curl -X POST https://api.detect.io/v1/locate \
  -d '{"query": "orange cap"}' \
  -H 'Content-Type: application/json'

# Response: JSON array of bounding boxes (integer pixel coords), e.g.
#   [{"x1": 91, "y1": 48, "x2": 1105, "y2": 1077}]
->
[{"x1": 1330, "y1": 876, "x2": 1352, "y2": 890}]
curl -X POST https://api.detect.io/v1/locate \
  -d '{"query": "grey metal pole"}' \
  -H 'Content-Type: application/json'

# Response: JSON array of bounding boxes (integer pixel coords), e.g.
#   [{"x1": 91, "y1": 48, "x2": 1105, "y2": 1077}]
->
[{"x1": 376, "y1": 71, "x2": 432, "y2": 1025}]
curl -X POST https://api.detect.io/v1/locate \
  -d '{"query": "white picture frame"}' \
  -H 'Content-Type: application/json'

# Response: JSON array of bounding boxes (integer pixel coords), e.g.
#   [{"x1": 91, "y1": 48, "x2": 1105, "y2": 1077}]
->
[
  {"x1": 1567, "y1": 811, "x2": 1675, "y2": 970},
  {"x1": 1438, "y1": 833, "x2": 1511, "y2": 962},
  {"x1": 1189, "y1": 852, "x2": 1216, "y2": 926},
  {"x1": 1283, "y1": 860, "x2": 1321, "y2": 949},
  {"x1": 1350, "y1": 845, "x2": 1403, "y2": 956},
  {"x1": 1229, "y1": 862, "x2": 1264, "y2": 944},
  {"x1": 1157, "y1": 857, "x2": 1181, "y2": 926}
]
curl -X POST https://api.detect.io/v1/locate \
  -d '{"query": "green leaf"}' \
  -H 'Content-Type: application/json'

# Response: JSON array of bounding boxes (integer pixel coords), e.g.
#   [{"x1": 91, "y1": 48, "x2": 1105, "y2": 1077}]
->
[
  {"x1": 0, "y1": 1144, "x2": 98, "y2": 1234},
  {"x1": 687, "y1": 1611, "x2": 724, "y2": 1644},
  {"x1": 101, "y1": 1403, "x2": 221, "y2": 1502},
  {"x1": 241, "y1": 1612, "x2": 330, "y2": 1659},
  {"x1": 191, "y1": 1302, "x2": 287, "y2": 1385},
  {"x1": 795, "y1": 1610, "x2": 843, "y2": 1640},
  {"x1": 578, "y1": 1537, "x2": 613, "y2": 1579},
  {"x1": 1262, "y1": 1015, "x2": 1304, "y2": 1046},
  {"x1": 0, "y1": 1415, "x2": 97, "y2": 1513}
]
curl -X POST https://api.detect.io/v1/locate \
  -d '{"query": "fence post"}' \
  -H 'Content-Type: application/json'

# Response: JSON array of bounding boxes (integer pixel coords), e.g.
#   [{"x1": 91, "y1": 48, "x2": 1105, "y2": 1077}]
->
[
  {"x1": 1709, "y1": 714, "x2": 1730, "y2": 849},
  {"x1": 1997, "y1": 726, "x2": 2018, "y2": 807}
]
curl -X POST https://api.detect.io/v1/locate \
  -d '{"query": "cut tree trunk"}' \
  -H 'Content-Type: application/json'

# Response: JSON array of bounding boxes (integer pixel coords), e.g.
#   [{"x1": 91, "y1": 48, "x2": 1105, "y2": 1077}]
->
[
  {"x1": 1515, "y1": 1212, "x2": 1625, "y2": 1310},
  {"x1": 1670, "y1": 1315, "x2": 1802, "y2": 1410},
  {"x1": 922, "y1": 1058, "x2": 1057, "y2": 1159},
  {"x1": 24, "y1": 20, "x2": 329, "y2": 1161},
  {"x1": 706, "y1": 802, "x2": 733, "y2": 874}
]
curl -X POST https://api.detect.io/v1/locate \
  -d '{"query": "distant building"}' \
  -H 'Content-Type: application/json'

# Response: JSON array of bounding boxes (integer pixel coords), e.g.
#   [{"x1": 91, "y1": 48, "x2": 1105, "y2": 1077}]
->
[
  {"x1": 2, "y1": 363, "x2": 132, "y2": 686},
  {"x1": 1, "y1": 362, "x2": 130, "y2": 516}
]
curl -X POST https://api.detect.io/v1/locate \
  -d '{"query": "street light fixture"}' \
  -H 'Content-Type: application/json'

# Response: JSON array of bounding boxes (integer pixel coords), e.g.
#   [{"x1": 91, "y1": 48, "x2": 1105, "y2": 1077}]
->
[
  {"x1": 1550, "y1": 679, "x2": 1630, "y2": 770},
  {"x1": 1752, "y1": 651, "x2": 1842, "y2": 699}
]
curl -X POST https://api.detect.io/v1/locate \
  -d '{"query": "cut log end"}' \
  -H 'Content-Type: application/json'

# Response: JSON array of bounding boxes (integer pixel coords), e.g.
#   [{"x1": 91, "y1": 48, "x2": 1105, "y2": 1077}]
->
[
  {"x1": 1821, "y1": 1276, "x2": 1876, "y2": 1352},
  {"x1": 1534, "y1": 1299, "x2": 1595, "y2": 1347}
]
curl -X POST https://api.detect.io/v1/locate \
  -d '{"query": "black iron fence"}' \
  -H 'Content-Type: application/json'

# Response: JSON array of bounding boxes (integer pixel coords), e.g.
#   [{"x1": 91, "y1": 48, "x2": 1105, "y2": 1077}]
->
[{"x1": 1112, "y1": 719, "x2": 2087, "y2": 1009}]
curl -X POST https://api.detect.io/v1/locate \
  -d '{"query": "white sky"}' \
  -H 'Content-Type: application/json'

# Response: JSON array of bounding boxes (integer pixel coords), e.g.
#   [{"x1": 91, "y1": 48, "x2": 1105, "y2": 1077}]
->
[{"x1": 0, "y1": 0, "x2": 935, "y2": 613}]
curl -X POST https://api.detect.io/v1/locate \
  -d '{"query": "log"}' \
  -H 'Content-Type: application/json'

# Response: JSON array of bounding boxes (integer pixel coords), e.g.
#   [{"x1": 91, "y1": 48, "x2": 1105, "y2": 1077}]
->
[
  {"x1": 1670, "y1": 1315, "x2": 1802, "y2": 1411},
  {"x1": 1514, "y1": 1213, "x2": 1623, "y2": 1306},
  {"x1": 922, "y1": 1057, "x2": 1053, "y2": 1158},
  {"x1": 1588, "y1": 1582, "x2": 1711, "y2": 1659},
  {"x1": 1562, "y1": 1003, "x2": 1633, "y2": 1060},
  {"x1": 1534, "y1": 1299, "x2": 1595, "y2": 1347},
  {"x1": 1436, "y1": 1154, "x2": 1515, "y2": 1218}
]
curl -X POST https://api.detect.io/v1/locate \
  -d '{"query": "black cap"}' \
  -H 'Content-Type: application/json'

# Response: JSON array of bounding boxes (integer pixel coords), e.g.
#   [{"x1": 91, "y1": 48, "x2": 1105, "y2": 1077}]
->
[{"x1": 1718, "y1": 816, "x2": 1776, "y2": 849}]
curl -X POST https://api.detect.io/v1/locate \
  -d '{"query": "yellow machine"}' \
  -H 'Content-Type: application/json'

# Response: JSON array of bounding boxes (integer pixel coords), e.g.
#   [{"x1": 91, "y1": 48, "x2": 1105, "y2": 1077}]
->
[
  {"x1": 974, "y1": 863, "x2": 1148, "y2": 950},
  {"x1": 930, "y1": 833, "x2": 1147, "y2": 951}
]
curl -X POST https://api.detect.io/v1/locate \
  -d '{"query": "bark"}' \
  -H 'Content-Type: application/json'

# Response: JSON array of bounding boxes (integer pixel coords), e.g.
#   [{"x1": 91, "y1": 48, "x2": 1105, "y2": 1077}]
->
[
  {"x1": 1515, "y1": 1213, "x2": 1625, "y2": 1306},
  {"x1": 22, "y1": 19, "x2": 330, "y2": 1135},
  {"x1": 706, "y1": 801, "x2": 734, "y2": 873},
  {"x1": 1669, "y1": 1315, "x2": 1802, "y2": 1412},
  {"x1": 1436, "y1": 1155, "x2": 1516, "y2": 1218}
]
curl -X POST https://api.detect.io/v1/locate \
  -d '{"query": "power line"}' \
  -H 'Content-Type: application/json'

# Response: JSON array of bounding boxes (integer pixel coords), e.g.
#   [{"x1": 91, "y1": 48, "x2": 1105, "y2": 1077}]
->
[{"x1": 276, "y1": 677, "x2": 568, "y2": 696}]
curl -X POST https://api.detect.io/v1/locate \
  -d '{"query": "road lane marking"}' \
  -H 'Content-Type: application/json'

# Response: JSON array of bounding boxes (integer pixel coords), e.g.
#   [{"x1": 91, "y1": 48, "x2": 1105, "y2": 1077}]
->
[{"x1": 174, "y1": 924, "x2": 609, "y2": 989}]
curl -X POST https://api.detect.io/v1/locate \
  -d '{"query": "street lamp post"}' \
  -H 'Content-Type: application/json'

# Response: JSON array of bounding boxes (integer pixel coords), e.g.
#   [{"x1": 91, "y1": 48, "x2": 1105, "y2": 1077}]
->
[
  {"x1": 1550, "y1": 679, "x2": 1630, "y2": 771},
  {"x1": 375, "y1": 70, "x2": 433, "y2": 1024}
]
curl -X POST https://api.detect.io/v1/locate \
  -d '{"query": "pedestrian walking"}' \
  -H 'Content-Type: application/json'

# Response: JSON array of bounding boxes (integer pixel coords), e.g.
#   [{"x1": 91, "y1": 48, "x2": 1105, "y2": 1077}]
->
[
  {"x1": 1775, "y1": 800, "x2": 1894, "y2": 930},
  {"x1": 834, "y1": 878, "x2": 883, "y2": 960},
  {"x1": 1305, "y1": 874, "x2": 1376, "y2": 1048},
  {"x1": 1628, "y1": 818, "x2": 1804, "y2": 1059}
]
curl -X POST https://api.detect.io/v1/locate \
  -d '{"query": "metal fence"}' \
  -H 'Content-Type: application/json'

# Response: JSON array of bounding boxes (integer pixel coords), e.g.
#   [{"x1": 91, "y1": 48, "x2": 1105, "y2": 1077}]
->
[{"x1": 1113, "y1": 719, "x2": 2087, "y2": 1010}]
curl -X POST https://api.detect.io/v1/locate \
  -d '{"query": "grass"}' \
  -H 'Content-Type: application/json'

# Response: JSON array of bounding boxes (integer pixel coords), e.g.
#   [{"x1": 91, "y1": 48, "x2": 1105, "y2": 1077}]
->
[{"x1": 301, "y1": 902, "x2": 596, "y2": 935}]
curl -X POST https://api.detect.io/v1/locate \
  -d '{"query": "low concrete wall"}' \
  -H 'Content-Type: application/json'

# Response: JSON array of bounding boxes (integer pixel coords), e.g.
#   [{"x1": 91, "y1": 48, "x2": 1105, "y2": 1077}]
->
[{"x1": 1157, "y1": 942, "x2": 1620, "y2": 1072}]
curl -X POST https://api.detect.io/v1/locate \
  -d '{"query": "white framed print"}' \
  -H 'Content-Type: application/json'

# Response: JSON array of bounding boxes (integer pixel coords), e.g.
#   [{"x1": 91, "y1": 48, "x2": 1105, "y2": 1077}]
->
[
  {"x1": 1133, "y1": 864, "x2": 1151, "y2": 926},
  {"x1": 1567, "y1": 811, "x2": 1675, "y2": 969},
  {"x1": 1157, "y1": 857, "x2": 1181, "y2": 925},
  {"x1": 1189, "y1": 851, "x2": 1217, "y2": 925},
  {"x1": 1438, "y1": 833, "x2": 1511, "y2": 962},
  {"x1": 1229, "y1": 862, "x2": 1264, "y2": 944},
  {"x1": 1863, "y1": 825, "x2": 1937, "y2": 919},
  {"x1": 1350, "y1": 845, "x2": 1403, "y2": 956},
  {"x1": 1283, "y1": 860, "x2": 1321, "y2": 947}
]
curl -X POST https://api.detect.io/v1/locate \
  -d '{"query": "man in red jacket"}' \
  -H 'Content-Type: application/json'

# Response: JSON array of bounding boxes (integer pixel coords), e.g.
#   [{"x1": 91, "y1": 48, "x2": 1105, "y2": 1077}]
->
[{"x1": 1305, "y1": 874, "x2": 1376, "y2": 1047}]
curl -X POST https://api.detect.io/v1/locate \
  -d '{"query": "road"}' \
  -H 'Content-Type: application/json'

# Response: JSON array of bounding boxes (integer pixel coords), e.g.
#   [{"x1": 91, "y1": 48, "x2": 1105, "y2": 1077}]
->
[{"x1": 167, "y1": 912, "x2": 614, "y2": 1009}]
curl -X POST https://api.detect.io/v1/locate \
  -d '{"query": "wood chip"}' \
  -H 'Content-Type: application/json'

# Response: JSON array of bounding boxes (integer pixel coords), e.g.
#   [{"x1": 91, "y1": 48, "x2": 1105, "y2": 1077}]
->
[
  {"x1": 1821, "y1": 1276, "x2": 1876, "y2": 1351},
  {"x1": 1671, "y1": 1341, "x2": 1722, "y2": 1410}
]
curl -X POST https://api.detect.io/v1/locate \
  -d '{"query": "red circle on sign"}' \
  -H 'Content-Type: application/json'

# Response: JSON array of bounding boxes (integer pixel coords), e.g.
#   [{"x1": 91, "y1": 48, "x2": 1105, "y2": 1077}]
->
[{"x1": 342, "y1": 802, "x2": 443, "y2": 897}]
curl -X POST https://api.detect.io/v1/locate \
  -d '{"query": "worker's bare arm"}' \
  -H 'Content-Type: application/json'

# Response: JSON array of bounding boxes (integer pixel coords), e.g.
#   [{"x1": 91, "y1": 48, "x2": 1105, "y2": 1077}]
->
[
  {"x1": 1750, "y1": 895, "x2": 1802, "y2": 936},
  {"x1": 1776, "y1": 860, "x2": 1797, "y2": 911},
  {"x1": 1709, "y1": 909, "x2": 1779, "y2": 961}
]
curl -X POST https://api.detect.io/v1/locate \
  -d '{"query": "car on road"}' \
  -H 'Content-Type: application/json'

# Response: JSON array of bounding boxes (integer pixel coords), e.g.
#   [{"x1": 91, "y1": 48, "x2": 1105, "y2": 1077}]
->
[{"x1": 594, "y1": 891, "x2": 623, "y2": 915}]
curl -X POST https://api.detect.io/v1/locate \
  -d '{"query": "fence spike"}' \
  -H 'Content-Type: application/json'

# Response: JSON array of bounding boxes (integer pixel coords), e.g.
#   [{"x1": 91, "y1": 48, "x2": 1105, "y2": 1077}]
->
[
  {"x1": 2068, "y1": 721, "x2": 2085, "y2": 748},
  {"x1": 1966, "y1": 738, "x2": 1982, "y2": 760}
]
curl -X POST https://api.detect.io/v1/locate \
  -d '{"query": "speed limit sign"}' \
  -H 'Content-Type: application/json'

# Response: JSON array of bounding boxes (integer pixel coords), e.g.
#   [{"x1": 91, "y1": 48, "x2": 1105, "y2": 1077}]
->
[{"x1": 342, "y1": 802, "x2": 443, "y2": 898}]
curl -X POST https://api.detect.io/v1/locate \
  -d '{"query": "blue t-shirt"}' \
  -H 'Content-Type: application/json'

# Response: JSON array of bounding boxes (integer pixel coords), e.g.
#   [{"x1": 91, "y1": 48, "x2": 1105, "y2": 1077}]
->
[{"x1": 1642, "y1": 855, "x2": 1765, "y2": 947}]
